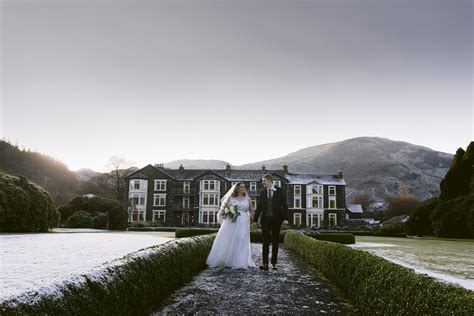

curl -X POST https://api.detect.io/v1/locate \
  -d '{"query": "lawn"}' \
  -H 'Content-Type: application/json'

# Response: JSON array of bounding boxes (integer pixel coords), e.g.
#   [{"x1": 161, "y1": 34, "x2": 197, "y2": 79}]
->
[{"x1": 350, "y1": 236, "x2": 474, "y2": 290}]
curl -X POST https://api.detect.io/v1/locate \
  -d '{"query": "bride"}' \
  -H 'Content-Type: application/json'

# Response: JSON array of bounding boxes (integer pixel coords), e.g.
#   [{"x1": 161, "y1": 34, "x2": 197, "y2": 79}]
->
[{"x1": 206, "y1": 182, "x2": 257, "y2": 269}]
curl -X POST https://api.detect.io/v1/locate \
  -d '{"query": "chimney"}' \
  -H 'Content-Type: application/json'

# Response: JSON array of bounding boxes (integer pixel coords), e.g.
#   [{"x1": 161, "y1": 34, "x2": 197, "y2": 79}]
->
[
  {"x1": 261, "y1": 165, "x2": 266, "y2": 171},
  {"x1": 179, "y1": 164, "x2": 184, "y2": 171},
  {"x1": 225, "y1": 163, "x2": 231, "y2": 171},
  {"x1": 155, "y1": 163, "x2": 164, "y2": 169},
  {"x1": 282, "y1": 164, "x2": 288, "y2": 174},
  {"x1": 337, "y1": 169, "x2": 343, "y2": 179}
]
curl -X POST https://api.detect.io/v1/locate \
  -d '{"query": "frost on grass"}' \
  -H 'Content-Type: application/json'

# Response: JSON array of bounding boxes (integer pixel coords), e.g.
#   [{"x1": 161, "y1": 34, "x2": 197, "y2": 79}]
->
[{"x1": 0, "y1": 231, "x2": 174, "y2": 303}]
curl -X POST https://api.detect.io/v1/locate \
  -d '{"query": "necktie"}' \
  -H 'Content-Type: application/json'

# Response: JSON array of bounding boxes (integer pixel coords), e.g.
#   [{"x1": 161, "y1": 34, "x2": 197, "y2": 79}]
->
[{"x1": 267, "y1": 188, "x2": 272, "y2": 199}]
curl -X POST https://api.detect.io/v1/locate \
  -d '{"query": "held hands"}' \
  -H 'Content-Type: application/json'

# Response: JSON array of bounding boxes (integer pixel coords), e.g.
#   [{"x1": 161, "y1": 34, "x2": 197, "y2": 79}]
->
[{"x1": 282, "y1": 220, "x2": 289, "y2": 225}]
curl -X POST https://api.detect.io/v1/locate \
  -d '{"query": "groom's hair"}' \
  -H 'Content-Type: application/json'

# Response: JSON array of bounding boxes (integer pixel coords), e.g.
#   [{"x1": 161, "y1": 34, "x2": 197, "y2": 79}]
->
[
  {"x1": 231, "y1": 182, "x2": 247, "y2": 197},
  {"x1": 262, "y1": 174, "x2": 273, "y2": 182}
]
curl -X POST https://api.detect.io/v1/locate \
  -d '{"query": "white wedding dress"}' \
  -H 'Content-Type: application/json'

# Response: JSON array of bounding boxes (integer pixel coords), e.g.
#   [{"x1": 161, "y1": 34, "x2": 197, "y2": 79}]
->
[{"x1": 206, "y1": 196, "x2": 256, "y2": 269}]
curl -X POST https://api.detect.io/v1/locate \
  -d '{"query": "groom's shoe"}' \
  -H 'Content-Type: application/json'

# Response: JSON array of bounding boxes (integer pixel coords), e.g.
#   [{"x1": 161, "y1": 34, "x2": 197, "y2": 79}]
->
[
  {"x1": 259, "y1": 264, "x2": 269, "y2": 271},
  {"x1": 271, "y1": 264, "x2": 277, "y2": 270}
]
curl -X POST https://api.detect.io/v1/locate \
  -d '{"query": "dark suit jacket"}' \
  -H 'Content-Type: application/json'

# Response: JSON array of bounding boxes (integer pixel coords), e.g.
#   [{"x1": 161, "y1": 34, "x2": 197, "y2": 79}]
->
[{"x1": 254, "y1": 186, "x2": 289, "y2": 223}]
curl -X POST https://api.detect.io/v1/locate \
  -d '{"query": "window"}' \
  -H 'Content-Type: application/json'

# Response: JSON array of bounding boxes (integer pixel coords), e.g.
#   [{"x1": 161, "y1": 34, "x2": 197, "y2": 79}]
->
[
  {"x1": 294, "y1": 196, "x2": 301, "y2": 208},
  {"x1": 183, "y1": 181, "x2": 190, "y2": 193},
  {"x1": 130, "y1": 194, "x2": 146, "y2": 206},
  {"x1": 250, "y1": 197, "x2": 257, "y2": 209},
  {"x1": 328, "y1": 186, "x2": 336, "y2": 195},
  {"x1": 133, "y1": 181, "x2": 140, "y2": 190},
  {"x1": 153, "y1": 210, "x2": 166, "y2": 223},
  {"x1": 250, "y1": 182, "x2": 257, "y2": 191},
  {"x1": 273, "y1": 180, "x2": 281, "y2": 188},
  {"x1": 293, "y1": 213, "x2": 302, "y2": 226},
  {"x1": 154, "y1": 194, "x2": 166, "y2": 206},
  {"x1": 154, "y1": 180, "x2": 167, "y2": 191},
  {"x1": 329, "y1": 213, "x2": 337, "y2": 226},
  {"x1": 183, "y1": 197, "x2": 190, "y2": 209},
  {"x1": 312, "y1": 196, "x2": 323, "y2": 208},
  {"x1": 294, "y1": 185, "x2": 301, "y2": 195},
  {"x1": 203, "y1": 180, "x2": 218, "y2": 191},
  {"x1": 308, "y1": 213, "x2": 324, "y2": 227},
  {"x1": 201, "y1": 210, "x2": 217, "y2": 224},
  {"x1": 312, "y1": 185, "x2": 323, "y2": 195},
  {"x1": 202, "y1": 194, "x2": 219, "y2": 206},
  {"x1": 329, "y1": 196, "x2": 337, "y2": 209}
]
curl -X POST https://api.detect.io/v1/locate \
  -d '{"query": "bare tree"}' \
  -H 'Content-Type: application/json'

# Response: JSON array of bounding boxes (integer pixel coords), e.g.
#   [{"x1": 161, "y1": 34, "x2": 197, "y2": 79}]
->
[
  {"x1": 351, "y1": 192, "x2": 374, "y2": 212},
  {"x1": 105, "y1": 157, "x2": 138, "y2": 201}
]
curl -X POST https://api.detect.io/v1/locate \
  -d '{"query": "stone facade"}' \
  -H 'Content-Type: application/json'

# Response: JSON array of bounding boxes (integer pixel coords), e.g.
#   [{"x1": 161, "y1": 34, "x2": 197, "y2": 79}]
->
[{"x1": 124, "y1": 164, "x2": 348, "y2": 227}]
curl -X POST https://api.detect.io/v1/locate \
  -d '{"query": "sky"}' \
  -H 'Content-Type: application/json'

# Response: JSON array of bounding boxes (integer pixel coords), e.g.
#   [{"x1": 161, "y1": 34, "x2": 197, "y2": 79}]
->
[{"x1": 0, "y1": 0, "x2": 472, "y2": 172}]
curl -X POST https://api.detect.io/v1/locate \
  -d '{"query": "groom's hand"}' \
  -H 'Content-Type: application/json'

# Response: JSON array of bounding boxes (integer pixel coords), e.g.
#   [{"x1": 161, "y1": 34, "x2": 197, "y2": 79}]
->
[{"x1": 282, "y1": 220, "x2": 289, "y2": 225}]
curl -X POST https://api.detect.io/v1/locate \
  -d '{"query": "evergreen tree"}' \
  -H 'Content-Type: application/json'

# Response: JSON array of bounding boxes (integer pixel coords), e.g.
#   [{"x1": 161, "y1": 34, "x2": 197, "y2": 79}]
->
[{"x1": 439, "y1": 147, "x2": 467, "y2": 200}]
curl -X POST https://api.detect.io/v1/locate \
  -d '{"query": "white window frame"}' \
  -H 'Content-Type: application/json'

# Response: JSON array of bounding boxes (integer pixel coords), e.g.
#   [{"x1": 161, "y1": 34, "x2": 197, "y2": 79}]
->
[
  {"x1": 328, "y1": 185, "x2": 336, "y2": 195},
  {"x1": 250, "y1": 182, "x2": 257, "y2": 191},
  {"x1": 129, "y1": 193, "x2": 146, "y2": 206},
  {"x1": 293, "y1": 213, "x2": 302, "y2": 226},
  {"x1": 133, "y1": 181, "x2": 140, "y2": 190},
  {"x1": 202, "y1": 180, "x2": 218, "y2": 191},
  {"x1": 154, "y1": 194, "x2": 166, "y2": 207},
  {"x1": 329, "y1": 196, "x2": 337, "y2": 209},
  {"x1": 273, "y1": 180, "x2": 281, "y2": 187},
  {"x1": 201, "y1": 210, "x2": 218, "y2": 224},
  {"x1": 183, "y1": 197, "x2": 190, "y2": 209},
  {"x1": 294, "y1": 196, "x2": 302, "y2": 209},
  {"x1": 312, "y1": 196, "x2": 323, "y2": 208},
  {"x1": 183, "y1": 181, "x2": 190, "y2": 193},
  {"x1": 250, "y1": 197, "x2": 257, "y2": 210},
  {"x1": 294, "y1": 185, "x2": 301, "y2": 195},
  {"x1": 152, "y1": 210, "x2": 166, "y2": 223},
  {"x1": 201, "y1": 193, "x2": 219, "y2": 206},
  {"x1": 154, "y1": 179, "x2": 167, "y2": 191},
  {"x1": 312, "y1": 185, "x2": 323, "y2": 195},
  {"x1": 329, "y1": 213, "x2": 337, "y2": 226}
]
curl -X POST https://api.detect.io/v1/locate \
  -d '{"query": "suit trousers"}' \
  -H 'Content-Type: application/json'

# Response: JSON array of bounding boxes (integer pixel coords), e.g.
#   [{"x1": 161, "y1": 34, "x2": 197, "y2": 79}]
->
[{"x1": 261, "y1": 217, "x2": 282, "y2": 265}]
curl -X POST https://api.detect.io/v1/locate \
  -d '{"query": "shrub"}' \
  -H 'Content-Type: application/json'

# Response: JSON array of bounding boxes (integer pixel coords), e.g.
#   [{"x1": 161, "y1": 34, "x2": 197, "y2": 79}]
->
[
  {"x1": 408, "y1": 197, "x2": 439, "y2": 236},
  {"x1": 431, "y1": 195, "x2": 473, "y2": 238},
  {"x1": 375, "y1": 223, "x2": 407, "y2": 237},
  {"x1": 93, "y1": 212, "x2": 108, "y2": 229},
  {"x1": 284, "y1": 231, "x2": 474, "y2": 315},
  {"x1": 0, "y1": 234, "x2": 215, "y2": 315},
  {"x1": 0, "y1": 172, "x2": 58, "y2": 232},
  {"x1": 65, "y1": 211, "x2": 94, "y2": 228},
  {"x1": 304, "y1": 231, "x2": 355, "y2": 244},
  {"x1": 175, "y1": 227, "x2": 218, "y2": 238},
  {"x1": 58, "y1": 196, "x2": 128, "y2": 230}
]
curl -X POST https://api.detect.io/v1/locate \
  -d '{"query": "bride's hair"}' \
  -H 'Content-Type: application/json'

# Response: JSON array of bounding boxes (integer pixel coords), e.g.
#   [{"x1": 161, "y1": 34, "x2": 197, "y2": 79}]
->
[{"x1": 231, "y1": 182, "x2": 247, "y2": 197}]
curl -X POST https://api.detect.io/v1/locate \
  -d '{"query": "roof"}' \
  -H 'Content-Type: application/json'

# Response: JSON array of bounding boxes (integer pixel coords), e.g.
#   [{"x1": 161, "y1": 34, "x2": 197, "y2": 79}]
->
[
  {"x1": 285, "y1": 173, "x2": 346, "y2": 185},
  {"x1": 382, "y1": 215, "x2": 410, "y2": 225},
  {"x1": 346, "y1": 204, "x2": 363, "y2": 213}
]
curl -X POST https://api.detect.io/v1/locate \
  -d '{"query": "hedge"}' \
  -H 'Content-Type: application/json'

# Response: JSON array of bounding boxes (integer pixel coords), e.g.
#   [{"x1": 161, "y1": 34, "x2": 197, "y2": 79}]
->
[
  {"x1": 284, "y1": 231, "x2": 474, "y2": 315},
  {"x1": 0, "y1": 172, "x2": 58, "y2": 232},
  {"x1": 1, "y1": 234, "x2": 216, "y2": 315},
  {"x1": 304, "y1": 231, "x2": 355, "y2": 244},
  {"x1": 175, "y1": 227, "x2": 287, "y2": 243}
]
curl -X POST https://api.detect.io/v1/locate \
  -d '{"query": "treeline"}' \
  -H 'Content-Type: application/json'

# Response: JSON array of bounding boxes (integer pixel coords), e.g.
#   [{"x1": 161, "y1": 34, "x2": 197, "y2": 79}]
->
[
  {"x1": 409, "y1": 141, "x2": 474, "y2": 238},
  {"x1": 0, "y1": 140, "x2": 79, "y2": 205}
]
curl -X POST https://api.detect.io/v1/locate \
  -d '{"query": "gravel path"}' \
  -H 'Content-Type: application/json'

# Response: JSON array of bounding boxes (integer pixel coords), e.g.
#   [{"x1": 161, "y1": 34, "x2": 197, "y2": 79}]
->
[{"x1": 154, "y1": 244, "x2": 354, "y2": 315}]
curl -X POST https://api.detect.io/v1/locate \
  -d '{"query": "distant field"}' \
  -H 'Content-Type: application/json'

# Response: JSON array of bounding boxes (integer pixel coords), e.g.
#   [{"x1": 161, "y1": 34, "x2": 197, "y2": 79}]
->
[{"x1": 350, "y1": 236, "x2": 474, "y2": 290}]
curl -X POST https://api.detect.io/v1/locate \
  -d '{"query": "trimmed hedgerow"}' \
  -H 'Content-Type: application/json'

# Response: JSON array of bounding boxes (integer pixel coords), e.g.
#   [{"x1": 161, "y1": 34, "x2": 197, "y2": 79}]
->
[
  {"x1": 284, "y1": 231, "x2": 474, "y2": 315},
  {"x1": 1, "y1": 234, "x2": 215, "y2": 315},
  {"x1": 175, "y1": 227, "x2": 218, "y2": 238},
  {"x1": 304, "y1": 231, "x2": 355, "y2": 244},
  {"x1": 175, "y1": 228, "x2": 287, "y2": 243}
]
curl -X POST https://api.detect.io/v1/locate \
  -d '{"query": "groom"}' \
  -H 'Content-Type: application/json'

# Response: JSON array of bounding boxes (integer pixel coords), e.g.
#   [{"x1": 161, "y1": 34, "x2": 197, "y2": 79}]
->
[{"x1": 254, "y1": 174, "x2": 289, "y2": 271}]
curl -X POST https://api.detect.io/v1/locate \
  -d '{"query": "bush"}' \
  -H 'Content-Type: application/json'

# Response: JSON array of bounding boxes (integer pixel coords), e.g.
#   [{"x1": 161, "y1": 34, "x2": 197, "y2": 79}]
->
[
  {"x1": 284, "y1": 231, "x2": 474, "y2": 315},
  {"x1": 431, "y1": 195, "x2": 474, "y2": 238},
  {"x1": 65, "y1": 211, "x2": 94, "y2": 228},
  {"x1": 304, "y1": 231, "x2": 355, "y2": 244},
  {"x1": 58, "y1": 196, "x2": 128, "y2": 230},
  {"x1": 375, "y1": 223, "x2": 407, "y2": 237},
  {"x1": 1, "y1": 234, "x2": 215, "y2": 315},
  {"x1": 0, "y1": 172, "x2": 58, "y2": 232},
  {"x1": 175, "y1": 227, "x2": 218, "y2": 238},
  {"x1": 408, "y1": 198, "x2": 439, "y2": 236}
]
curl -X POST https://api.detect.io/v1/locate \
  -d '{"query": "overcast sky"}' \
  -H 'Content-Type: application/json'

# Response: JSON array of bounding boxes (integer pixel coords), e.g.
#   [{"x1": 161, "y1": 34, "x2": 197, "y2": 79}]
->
[{"x1": 1, "y1": 0, "x2": 472, "y2": 171}]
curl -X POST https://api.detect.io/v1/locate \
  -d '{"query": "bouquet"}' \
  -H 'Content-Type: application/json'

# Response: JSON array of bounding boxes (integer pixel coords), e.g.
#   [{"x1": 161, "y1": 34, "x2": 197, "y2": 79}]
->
[{"x1": 219, "y1": 203, "x2": 240, "y2": 223}]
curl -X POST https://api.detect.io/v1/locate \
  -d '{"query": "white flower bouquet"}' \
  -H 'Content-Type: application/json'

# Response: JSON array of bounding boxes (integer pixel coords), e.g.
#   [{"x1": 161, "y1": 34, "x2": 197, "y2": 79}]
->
[{"x1": 220, "y1": 203, "x2": 240, "y2": 223}]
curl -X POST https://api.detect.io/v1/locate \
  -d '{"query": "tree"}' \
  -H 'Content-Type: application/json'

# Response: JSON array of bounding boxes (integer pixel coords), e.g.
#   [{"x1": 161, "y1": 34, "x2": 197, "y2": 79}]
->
[
  {"x1": 407, "y1": 197, "x2": 439, "y2": 236},
  {"x1": 104, "y1": 157, "x2": 138, "y2": 201},
  {"x1": 385, "y1": 182, "x2": 421, "y2": 220},
  {"x1": 431, "y1": 195, "x2": 473, "y2": 238},
  {"x1": 439, "y1": 145, "x2": 471, "y2": 200},
  {"x1": 351, "y1": 192, "x2": 374, "y2": 212}
]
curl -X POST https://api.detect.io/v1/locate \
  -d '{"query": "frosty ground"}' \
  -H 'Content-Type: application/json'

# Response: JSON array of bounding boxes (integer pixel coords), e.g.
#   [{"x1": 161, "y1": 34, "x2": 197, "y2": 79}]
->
[{"x1": 0, "y1": 229, "x2": 174, "y2": 301}]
